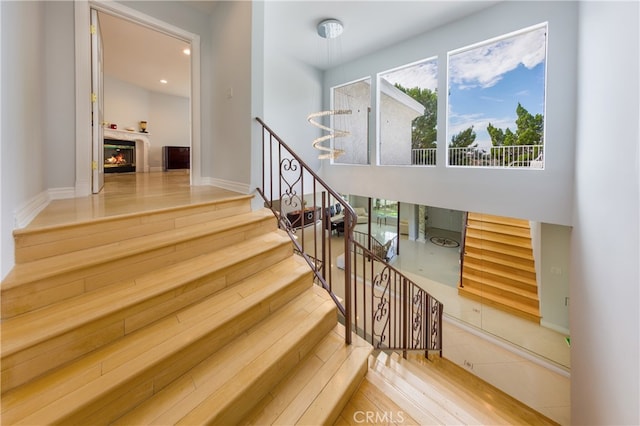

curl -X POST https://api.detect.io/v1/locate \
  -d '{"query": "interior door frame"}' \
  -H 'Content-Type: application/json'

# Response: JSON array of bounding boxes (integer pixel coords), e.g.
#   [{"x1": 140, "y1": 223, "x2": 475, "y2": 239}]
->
[
  {"x1": 90, "y1": 8, "x2": 104, "y2": 194},
  {"x1": 74, "y1": 0, "x2": 201, "y2": 196}
]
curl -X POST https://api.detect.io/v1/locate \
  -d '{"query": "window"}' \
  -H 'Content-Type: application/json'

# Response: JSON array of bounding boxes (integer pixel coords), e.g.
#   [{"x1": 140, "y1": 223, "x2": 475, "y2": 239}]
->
[
  {"x1": 331, "y1": 78, "x2": 371, "y2": 165},
  {"x1": 378, "y1": 58, "x2": 438, "y2": 166},
  {"x1": 447, "y1": 24, "x2": 547, "y2": 168}
]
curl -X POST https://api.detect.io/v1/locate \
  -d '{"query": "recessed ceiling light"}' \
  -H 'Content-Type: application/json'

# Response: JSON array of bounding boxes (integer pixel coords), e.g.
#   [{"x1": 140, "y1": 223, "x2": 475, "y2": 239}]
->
[
  {"x1": 183, "y1": 48, "x2": 191, "y2": 55},
  {"x1": 160, "y1": 79, "x2": 168, "y2": 84}
]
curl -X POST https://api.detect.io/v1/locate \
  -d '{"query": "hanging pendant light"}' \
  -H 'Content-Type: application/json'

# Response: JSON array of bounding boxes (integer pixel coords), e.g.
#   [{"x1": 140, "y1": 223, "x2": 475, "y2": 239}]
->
[{"x1": 308, "y1": 18, "x2": 351, "y2": 160}]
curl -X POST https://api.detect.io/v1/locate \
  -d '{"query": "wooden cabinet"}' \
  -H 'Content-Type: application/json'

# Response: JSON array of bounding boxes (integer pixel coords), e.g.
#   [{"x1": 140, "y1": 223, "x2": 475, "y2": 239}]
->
[
  {"x1": 163, "y1": 146, "x2": 190, "y2": 170},
  {"x1": 286, "y1": 207, "x2": 321, "y2": 229}
]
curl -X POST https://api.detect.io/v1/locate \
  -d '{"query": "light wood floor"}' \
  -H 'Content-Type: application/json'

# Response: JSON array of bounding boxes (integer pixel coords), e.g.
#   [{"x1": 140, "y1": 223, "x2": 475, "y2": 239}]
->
[{"x1": 27, "y1": 172, "x2": 242, "y2": 229}]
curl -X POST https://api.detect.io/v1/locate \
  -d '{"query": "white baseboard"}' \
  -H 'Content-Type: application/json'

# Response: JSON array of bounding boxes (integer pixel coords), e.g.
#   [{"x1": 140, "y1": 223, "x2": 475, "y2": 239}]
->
[
  {"x1": 14, "y1": 191, "x2": 49, "y2": 229},
  {"x1": 14, "y1": 187, "x2": 77, "y2": 228},
  {"x1": 540, "y1": 320, "x2": 570, "y2": 336},
  {"x1": 48, "y1": 187, "x2": 76, "y2": 200},
  {"x1": 202, "y1": 177, "x2": 251, "y2": 194}
]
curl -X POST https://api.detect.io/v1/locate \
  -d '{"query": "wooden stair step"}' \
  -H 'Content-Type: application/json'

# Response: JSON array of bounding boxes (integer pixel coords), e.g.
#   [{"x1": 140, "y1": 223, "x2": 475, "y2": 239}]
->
[
  {"x1": 465, "y1": 237, "x2": 534, "y2": 259},
  {"x1": 1, "y1": 209, "x2": 277, "y2": 318},
  {"x1": 336, "y1": 375, "x2": 421, "y2": 426},
  {"x1": 461, "y1": 272, "x2": 538, "y2": 302},
  {"x1": 376, "y1": 350, "x2": 498, "y2": 425},
  {"x1": 0, "y1": 234, "x2": 298, "y2": 392},
  {"x1": 464, "y1": 250, "x2": 536, "y2": 273},
  {"x1": 466, "y1": 219, "x2": 531, "y2": 238},
  {"x1": 404, "y1": 353, "x2": 557, "y2": 426},
  {"x1": 462, "y1": 261, "x2": 537, "y2": 288},
  {"x1": 243, "y1": 324, "x2": 372, "y2": 426},
  {"x1": 467, "y1": 213, "x2": 530, "y2": 228},
  {"x1": 13, "y1": 195, "x2": 253, "y2": 262},
  {"x1": 0, "y1": 254, "x2": 314, "y2": 425},
  {"x1": 458, "y1": 286, "x2": 541, "y2": 322},
  {"x1": 460, "y1": 274, "x2": 539, "y2": 309},
  {"x1": 112, "y1": 286, "x2": 338, "y2": 426},
  {"x1": 465, "y1": 228, "x2": 531, "y2": 249}
]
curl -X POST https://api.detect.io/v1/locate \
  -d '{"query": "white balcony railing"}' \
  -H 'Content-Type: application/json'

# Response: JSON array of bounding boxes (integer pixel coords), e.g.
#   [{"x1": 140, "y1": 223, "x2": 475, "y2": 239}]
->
[
  {"x1": 411, "y1": 148, "x2": 437, "y2": 165},
  {"x1": 410, "y1": 145, "x2": 544, "y2": 168}
]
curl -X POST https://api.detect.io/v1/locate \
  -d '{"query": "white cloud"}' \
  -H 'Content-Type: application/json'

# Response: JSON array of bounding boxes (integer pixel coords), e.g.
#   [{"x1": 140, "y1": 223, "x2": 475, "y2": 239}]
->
[
  {"x1": 382, "y1": 59, "x2": 438, "y2": 91},
  {"x1": 448, "y1": 112, "x2": 515, "y2": 149},
  {"x1": 449, "y1": 26, "x2": 546, "y2": 89}
]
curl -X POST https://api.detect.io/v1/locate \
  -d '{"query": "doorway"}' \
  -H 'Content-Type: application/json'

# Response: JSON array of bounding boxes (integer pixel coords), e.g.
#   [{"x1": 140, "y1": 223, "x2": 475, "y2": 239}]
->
[{"x1": 75, "y1": 1, "x2": 202, "y2": 196}]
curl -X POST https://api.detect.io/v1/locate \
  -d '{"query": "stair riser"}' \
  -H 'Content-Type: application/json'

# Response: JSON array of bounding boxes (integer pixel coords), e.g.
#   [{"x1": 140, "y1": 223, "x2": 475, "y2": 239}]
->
[
  {"x1": 208, "y1": 304, "x2": 338, "y2": 426},
  {"x1": 14, "y1": 198, "x2": 252, "y2": 263},
  {"x1": 296, "y1": 347, "x2": 370, "y2": 425},
  {"x1": 1, "y1": 242, "x2": 297, "y2": 393},
  {"x1": 465, "y1": 230, "x2": 531, "y2": 249},
  {"x1": 2, "y1": 272, "x2": 314, "y2": 425},
  {"x1": 467, "y1": 213, "x2": 529, "y2": 228},
  {"x1": 463, "y1": 259, "x2": 536, "y2": 283},
  {"x1": 464, "y1": 250, "x2": 535, "y2": 272},
  {"x1": 457, "y1": 288, "x2": 540, "y2": 323},
  {"x1": 1, "y1": 217, "x2": 277, "y2": 319},
  {"x1": 460, "y1": 276, "x2": 539, "y2": 308},
  {"x1": 465, "y1": 237, "x2": 533, "y2": 259},
  {"x1": 466, "y1": 220, "x2": 531, "y2": 238},
  {"x1": 462, "y1": 267, "x2": 537, "y2": 292}
]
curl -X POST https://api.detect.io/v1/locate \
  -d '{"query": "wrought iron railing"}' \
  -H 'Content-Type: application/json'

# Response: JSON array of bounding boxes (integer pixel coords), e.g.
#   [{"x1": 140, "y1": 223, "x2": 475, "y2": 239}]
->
[
  {"x1": 256, "y1": 117, "x2": 443, "y2": 355},
  {"x1": 353, "y1": 230, "x2": 397, "y2": 262},
  {"x1": 350, "y1": 240, "x2": 442, "y2": 356}
]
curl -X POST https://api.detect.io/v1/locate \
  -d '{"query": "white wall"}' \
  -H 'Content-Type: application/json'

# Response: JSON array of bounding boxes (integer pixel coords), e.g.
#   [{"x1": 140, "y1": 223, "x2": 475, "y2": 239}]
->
[
  {"x1": 572, "y1": 2, "x2": 639, "y2": 424},
  {"x1": 263, "y1": 1, "x2": 324, "y2": 173},
  {"x1": 1, "y1": 1, "x2": 47, "y2": 279},
  {"x1": 44, "y1": 1, "x2": 76, "y2": 190},
  {"x1": 210, "y1": 1, "x2": 252, "y2": 190},
  {"x1": 539, "y1": 223, "x2": 570, "y2": 333},
  {"x1": 320, "y1": 1, "x2": 578, "y2": 227},
  {"x1": 104, "y1": 75, "x2": 149, "y2": 129},
  {"x1": 104, "y1": 76, "x2": 189, "y2": 170}
]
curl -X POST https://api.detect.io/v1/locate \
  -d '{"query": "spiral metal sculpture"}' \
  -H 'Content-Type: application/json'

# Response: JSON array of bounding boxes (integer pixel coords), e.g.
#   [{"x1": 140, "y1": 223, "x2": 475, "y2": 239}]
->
[{"x1": 307, "y1": 109, "x2": 352, "y2": 159}]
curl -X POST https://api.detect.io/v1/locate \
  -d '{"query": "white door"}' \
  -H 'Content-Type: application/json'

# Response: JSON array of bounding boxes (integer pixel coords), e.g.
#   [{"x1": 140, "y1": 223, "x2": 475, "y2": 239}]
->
[{"x1": 91, "y1": 9, "x2": 105, "y2": 193}]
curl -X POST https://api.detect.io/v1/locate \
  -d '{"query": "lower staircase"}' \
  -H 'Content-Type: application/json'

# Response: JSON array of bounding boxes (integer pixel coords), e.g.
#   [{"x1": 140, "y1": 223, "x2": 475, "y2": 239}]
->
[
  {"x1": 0, "y1": 195, "x2": 371, "y2": 425},
  {"x1": 458, "y1": 212, "x2": 541, "y2": 322},
  {"x1": 361, "y1": 351, "x2": 557, "y2": 425}
]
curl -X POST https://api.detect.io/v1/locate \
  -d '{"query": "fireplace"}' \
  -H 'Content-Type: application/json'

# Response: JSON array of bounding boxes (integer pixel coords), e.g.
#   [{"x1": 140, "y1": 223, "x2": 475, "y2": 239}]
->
[{"x1": 104, "y1": 139, "x2": 136, "y2": 173}]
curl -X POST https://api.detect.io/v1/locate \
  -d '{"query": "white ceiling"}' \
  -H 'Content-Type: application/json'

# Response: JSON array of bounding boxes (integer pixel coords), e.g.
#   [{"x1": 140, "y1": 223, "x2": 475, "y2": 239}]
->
[
  {"x1": 99, "y1": 11, "x2": 191, "y2": 98},
  {"x1": 100, "y1": 1, "x2": 500, "y2": 98}
]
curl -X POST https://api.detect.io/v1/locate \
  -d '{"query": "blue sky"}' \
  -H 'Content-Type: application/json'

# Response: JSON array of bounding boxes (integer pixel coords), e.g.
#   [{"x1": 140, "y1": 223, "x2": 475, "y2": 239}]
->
[{"x1": 382, "y1": 25, "x2": 547, "y2": 149}]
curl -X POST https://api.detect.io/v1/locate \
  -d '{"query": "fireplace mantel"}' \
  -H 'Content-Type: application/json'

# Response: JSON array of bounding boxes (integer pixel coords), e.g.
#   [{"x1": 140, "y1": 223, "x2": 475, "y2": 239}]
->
[{"x1": 103, "y1": 128, "x2": 150, "y2": 172}]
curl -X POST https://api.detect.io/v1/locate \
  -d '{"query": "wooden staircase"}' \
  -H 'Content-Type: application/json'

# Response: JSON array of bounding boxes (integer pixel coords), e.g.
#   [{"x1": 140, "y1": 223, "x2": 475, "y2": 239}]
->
[
  {"x1": 0, "y1": 196, "x2": 371, "y2": 425},
  {"x1": 362, "y1": 351, "x2": 557, "y2": 425},
  {"x1": 458, "y1": 212, "x2": 541, "y2": 322}
]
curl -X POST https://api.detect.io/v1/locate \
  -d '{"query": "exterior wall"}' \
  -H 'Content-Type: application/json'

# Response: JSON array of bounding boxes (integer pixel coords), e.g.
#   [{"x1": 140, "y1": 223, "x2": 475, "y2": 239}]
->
[
  {"x1": 333, "y1": 80, "x2": 370, "y2": 165},
  {"x1": 379, "y1": 92, "x2": 419, "y2": 165}
]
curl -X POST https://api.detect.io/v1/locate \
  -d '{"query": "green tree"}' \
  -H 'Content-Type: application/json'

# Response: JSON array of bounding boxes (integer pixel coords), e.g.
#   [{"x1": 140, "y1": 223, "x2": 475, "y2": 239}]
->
[
  {"x1": 394, "y1": 85, "x2": 437, "y2": 149},
  {"x1": 450, "y1": 126, "x2": 477, "y2": 148},
  {"x1": 487, "y1": 103, "x2": 544, "y2": 165},
  {"x1": 449, "y1": 126, "x2": 478, "y2": 165},
  {"x1": 487, "y1": 103, "x2": 543, "y2": 147}
]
